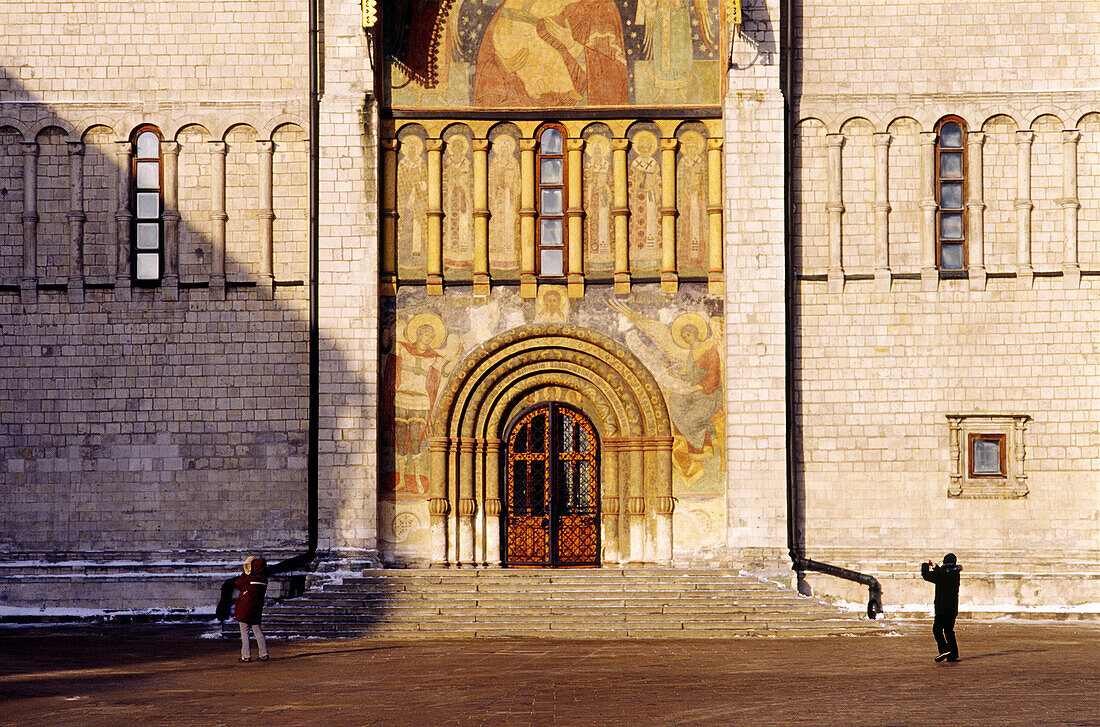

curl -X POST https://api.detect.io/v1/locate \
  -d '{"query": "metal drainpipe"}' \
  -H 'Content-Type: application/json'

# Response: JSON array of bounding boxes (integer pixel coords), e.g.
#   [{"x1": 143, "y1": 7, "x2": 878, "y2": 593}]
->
[
  {"x1": 270, "y1": 0, "x2": 321, "y2": 584},
  {"x1": 780, "y1": 0, "x2": 882, "y2": 619}
]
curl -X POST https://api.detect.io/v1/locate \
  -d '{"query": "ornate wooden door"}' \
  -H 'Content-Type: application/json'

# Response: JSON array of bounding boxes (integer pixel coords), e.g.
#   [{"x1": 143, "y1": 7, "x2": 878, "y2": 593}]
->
[{"x1": 503, "y1": 403, "x2": 600, "y2": 566}]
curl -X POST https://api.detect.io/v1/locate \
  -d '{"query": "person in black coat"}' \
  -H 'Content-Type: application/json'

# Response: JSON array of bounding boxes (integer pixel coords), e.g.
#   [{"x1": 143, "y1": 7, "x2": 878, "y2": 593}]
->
[{"x1": 921, "y1": 553, "x2": 962, "y2": 662}]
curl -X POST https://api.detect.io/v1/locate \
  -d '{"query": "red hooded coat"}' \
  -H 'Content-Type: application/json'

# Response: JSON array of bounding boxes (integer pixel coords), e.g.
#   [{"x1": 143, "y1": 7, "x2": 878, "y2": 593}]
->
[{"x1": 233, "y1": 556, "x2": 268, "y2": 625}]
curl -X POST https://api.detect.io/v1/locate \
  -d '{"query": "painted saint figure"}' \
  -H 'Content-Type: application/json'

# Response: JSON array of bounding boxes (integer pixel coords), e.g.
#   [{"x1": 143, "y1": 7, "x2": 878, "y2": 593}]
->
[
  {"x1": 629, "y1": 131, "x2": 662, "y2": 268},
  {"x1": 444, "y1": 134, "x2": 474, "y2": 271},
  {"x1": 396, "y1": 134, "x2": 428, "y2": 275},
  {"x1": 382, "y1": 312, "x2": 452, "y2": 494},
  {"x1": 489, "y1": 132, "x2": 522, "y2": 275},
  {"x1": 677, "y1": 131, "x2": 708, "y2": 273},
  {"x1": 583, "y1": 135, "x2": 613, "y2": 267},
  {"x1": 473, "y1": 0, "x2": 629, "y2": 107}
]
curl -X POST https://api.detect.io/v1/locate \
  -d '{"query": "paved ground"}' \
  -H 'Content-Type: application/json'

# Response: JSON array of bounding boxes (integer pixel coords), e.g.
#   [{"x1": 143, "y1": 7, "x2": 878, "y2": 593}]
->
[{"x1": 0, "y1": 620, "x2": 1096, "y2": 726}]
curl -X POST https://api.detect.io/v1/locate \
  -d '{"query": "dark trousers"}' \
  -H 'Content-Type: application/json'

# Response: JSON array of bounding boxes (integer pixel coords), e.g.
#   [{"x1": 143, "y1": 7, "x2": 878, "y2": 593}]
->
[{"x1": 933, "y1": 610, "x2": 958, "y2": 658}]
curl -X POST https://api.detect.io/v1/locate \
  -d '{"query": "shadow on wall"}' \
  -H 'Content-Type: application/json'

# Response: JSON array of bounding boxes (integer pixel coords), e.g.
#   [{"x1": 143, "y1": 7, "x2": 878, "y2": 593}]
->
[{"x1": 0, "y1": 69, "x2": 371, "y2": 572}]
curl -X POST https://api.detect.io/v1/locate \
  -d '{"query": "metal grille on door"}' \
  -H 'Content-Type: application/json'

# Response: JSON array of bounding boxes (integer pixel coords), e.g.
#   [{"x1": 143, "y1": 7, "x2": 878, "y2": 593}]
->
[{"x1": 504, "y1": 403, "x2": 600, "y2": 566}]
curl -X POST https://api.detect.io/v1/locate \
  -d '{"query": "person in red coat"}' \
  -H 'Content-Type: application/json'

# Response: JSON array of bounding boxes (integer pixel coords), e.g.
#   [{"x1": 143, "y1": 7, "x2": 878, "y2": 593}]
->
[{"x1": 234, "y1": 555, "x2": 269, "y2": 662}]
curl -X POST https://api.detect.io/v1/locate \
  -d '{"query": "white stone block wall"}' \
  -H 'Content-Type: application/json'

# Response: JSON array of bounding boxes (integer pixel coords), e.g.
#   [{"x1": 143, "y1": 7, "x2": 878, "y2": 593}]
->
[
  {"x1": 791, "y1": 1, "x2": 1100, "y2": 602},
  {"x1": 0, "y1": 1, "x2": 316, "y2": 561},
  {"x1": 723, "y1": 0, "x2": 789, "y2": 566},
  {"x1": 796, "y1": 1, "x2": 1100, "y2": 97},
  {"x1": 314, "y1": 0, "x2": 379, "y2": 557}
]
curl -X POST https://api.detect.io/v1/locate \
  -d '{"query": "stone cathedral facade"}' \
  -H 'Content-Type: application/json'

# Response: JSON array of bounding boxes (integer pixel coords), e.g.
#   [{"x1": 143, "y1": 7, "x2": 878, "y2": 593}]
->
[{"x1": 1, "y1": 1, "x2": 1097, "y2": 614}]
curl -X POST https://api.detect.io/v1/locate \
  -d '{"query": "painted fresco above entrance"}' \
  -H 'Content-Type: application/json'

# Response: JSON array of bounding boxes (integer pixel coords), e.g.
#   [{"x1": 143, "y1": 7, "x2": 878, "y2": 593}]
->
[{"x1": 385, "y1": 0, "x2": 723, "y2": 110}]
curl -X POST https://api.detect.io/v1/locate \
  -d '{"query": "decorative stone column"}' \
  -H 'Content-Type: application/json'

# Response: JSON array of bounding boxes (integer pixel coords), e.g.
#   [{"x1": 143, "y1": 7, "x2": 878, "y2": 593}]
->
[
  {"x1": 66, "y1": 141, "x2": 85, "y2": 303},
  {"x1": 612, "y1": 138, "x2": 630, "y2": 295},
  {"x1": 601, "y1": 441, "x2": 620, "y2": 564},
  {"x1": 256, "y1": 139, "x2": 275, "y2": 298},
  {"x1": 19, "y1": 141, "x2": 39, "y2": 303},
  {"x1": 518, "y1": 137, "x2": 537, "y2": 298},
  {"x1": 660, "y1": 137, "x2": 679, "y2": 294},
  {"x1": 380, "y1": 138, "x2": 398, "y2": 295},
  {"x1": 654, "y1": 436, "x2": 674, "y2": 565},
  {"x1": 114, "y1": 140, "x2": 133, "y2": 301},
  {"x1": 1015, "y1": 130, "x2": 1035, "y2": 289},
  {"x1": 161, "y1": 140, "x2": 181, "y2": 300},
  {"x1": 706, "y1": 137, "x2": 724, "y2": 294},
  {"x1": 428, "y1": 437, "x2": 450, "y2": 566},
  {"x1": 472, "y1": 138, "x2": 491, "y2": 296},
  {"x1": 626, "y1": 440, "x2": 645, "y2": 564},
  {"x1": 208, "y1": 140, "x2": 228, "y2": 297},
  {"x1": 1061, "y1": 129, "x2": 1082, "y2": 288},
  {"x1": 966, "y1": 132, "x2": 987, "y2": 291},
  {"x1": 918, "y1": 131, "x2": 938, "y2": 291},
  {"x1": 1012, "y1": 418, "x2": 1029, "y2": 497},
  {"x1": 457, "y1": 437, "x2": 477, "y2": 566},
  {"x1": 825, "y1": 133, "x2": 845, "y2": 293},
  {"x1": 484, "y1": 439, "x2": 502, "y2": 566},
  {"x1": 872, "y1": 132, "x2": 891, "y2": 292},
  {"x1": 426, "y1": 138, "x2": 444, "y2": 295},
  {"x1": 566, "y1": 137, "x2": 585, "y2": 298},
  {"x1": 946, "y1": 416, "x2": 963, "y2": 497}
]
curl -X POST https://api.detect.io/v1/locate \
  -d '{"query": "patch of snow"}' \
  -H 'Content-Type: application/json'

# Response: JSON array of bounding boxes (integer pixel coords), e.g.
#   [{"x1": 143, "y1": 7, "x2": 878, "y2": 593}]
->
[
  {"x1": 0, "y1": 605, "x2": 216, "y2": 617},
  {"x1": 856, "y1": 602, "x2": 1100, "y2": 615}
]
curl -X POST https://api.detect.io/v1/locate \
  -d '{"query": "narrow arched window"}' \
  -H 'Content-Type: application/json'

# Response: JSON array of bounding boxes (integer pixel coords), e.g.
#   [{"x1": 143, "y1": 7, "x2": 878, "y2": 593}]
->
[
  {"x1": 935, "y1": 117, "x2": 967, "y2": 271},
  {"x1": 132, "y1": 126, "x2": 163, "y2": 283},
  {"x1": 536, "y1": 124, "x2": 566, "y2": 278}
]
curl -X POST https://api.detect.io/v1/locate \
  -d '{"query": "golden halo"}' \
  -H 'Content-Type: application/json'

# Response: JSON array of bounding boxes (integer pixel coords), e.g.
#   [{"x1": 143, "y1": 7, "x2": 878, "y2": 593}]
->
[
  {"x1": 403, "y1": 312, "x2": 447, "y2": 349},
  {"x1": 671, "y1": 312, "x2": 708, "y2": 349}
]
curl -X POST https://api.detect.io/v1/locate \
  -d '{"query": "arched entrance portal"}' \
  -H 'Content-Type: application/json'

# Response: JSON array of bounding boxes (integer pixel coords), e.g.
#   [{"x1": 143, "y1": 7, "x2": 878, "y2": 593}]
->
[
  {"x1": 504, "y1": 403, "x2": 600, "y2": 567},
  {"x1": 429, "y1": 323, "x2": 674, "y2": 567}
]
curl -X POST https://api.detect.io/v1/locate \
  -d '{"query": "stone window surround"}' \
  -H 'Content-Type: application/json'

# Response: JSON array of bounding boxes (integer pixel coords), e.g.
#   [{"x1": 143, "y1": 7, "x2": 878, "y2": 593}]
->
[{"x1": 947, "y1": 414, "x2": 1030, "y2": 499}]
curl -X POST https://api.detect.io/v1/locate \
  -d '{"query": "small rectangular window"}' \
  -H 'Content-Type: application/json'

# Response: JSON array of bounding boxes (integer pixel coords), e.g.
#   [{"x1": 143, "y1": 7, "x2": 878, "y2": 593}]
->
[
  {"x1": 948, "y1": 415, "x2": 1028, "y2": 499},
  {"x1": 969, "y1": 433, "x2": 1005, "y2": 477}
]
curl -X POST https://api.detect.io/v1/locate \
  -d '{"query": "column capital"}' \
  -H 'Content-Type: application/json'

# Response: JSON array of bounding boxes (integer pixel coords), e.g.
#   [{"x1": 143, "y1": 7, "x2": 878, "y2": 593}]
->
[
  {"x1": 160, "y1": 140, "x2": 180, "y2": 156},
  {"x1": 872, "y1": 132, "x2": 892, "y2": 147},
  {"x1": 21, "y1": 140, "x2": 40, "y2": 155},
  {"x1": 208, "y1": 140, "x2": 227, "y2": 154},
  {"x1": 967, "y1": 131, "x2": 986, "y2": 146},
  {"x1": 919, "y1": 131, "x2": 938, "y2": 145},
  {"x1": 472, "y1": 138, "x2": 490, "y2": 153},
  {"x1": 257, "y1": 139, "x2": 275, "y2": 153},
  {"x1": 519, "y1": 138, "x2": 537, "y2": 153},
  {"x1": 66, "y1": 140, "x2": 85, "y2": 156},
  {"x1": 565, "y1": 137, "x2": 585, "y2": 153},
  {"x1": 706, "y1": 137, "x2": 723, "y2": 151},
  {"x1": 1063, "y1": 129, "x2": 1082, "y2": 144},
  {"x1": 611, "y1": 137, "x2": 630, "y2": 152},
  {"x1": 659, "y1": 138, "x2": 679, "y2": 152},
  {"x1": 381, "y1": 137, "x2": 397, "y2": 152},
  {"x1": 825, "y1": 133, "x2": 845, "y2": 148},
  {"x1": 1015, "y1": 129, "x2": 1035, "y2": 144}
]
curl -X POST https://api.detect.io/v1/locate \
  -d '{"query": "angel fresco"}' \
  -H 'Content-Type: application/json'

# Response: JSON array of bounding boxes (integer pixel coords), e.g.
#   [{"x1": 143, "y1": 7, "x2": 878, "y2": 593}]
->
[
  {"x1": 381, "y1": 312, "x2": 461, "y2": 494},
  {"x1": 607, "y1": 299, "x2": 723, "y2": 483}
]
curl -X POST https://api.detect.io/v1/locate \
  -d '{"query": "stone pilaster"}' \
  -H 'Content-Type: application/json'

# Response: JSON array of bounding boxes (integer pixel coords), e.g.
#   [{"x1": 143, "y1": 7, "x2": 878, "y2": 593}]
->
[{"x1": 66, "y1": 140, "x2": 85, "y2": 303}]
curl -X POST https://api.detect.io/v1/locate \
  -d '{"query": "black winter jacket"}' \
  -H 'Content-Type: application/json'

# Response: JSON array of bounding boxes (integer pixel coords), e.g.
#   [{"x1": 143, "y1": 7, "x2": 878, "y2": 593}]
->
[{"x1": 921, "y1": 562, "x2": 962, "y2": 614}]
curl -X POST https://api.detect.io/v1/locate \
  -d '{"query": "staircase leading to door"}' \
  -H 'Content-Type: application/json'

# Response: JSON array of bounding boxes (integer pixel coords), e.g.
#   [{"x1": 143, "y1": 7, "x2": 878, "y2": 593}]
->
[{"x1": 245, "y1": 568, "x2": 888, "y2": 639}]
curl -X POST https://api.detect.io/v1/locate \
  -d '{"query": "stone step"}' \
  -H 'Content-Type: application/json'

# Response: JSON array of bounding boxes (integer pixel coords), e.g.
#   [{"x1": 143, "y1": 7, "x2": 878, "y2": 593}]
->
[
  {"x1": 319, "y1": 585, "x2": 794, "y2": 599},
  {"x1": 232, "y1": 568, "x2": 883, "y2": 640},
  {"x1": 254, "y1": 620, "x2": 874, "y2": 639},
  {"x1": 273, "y1": 601, "x2": 822, "y2": 615},
  {"x1": 264, "y1": 611, "x2": 840, "y2": 624}
]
